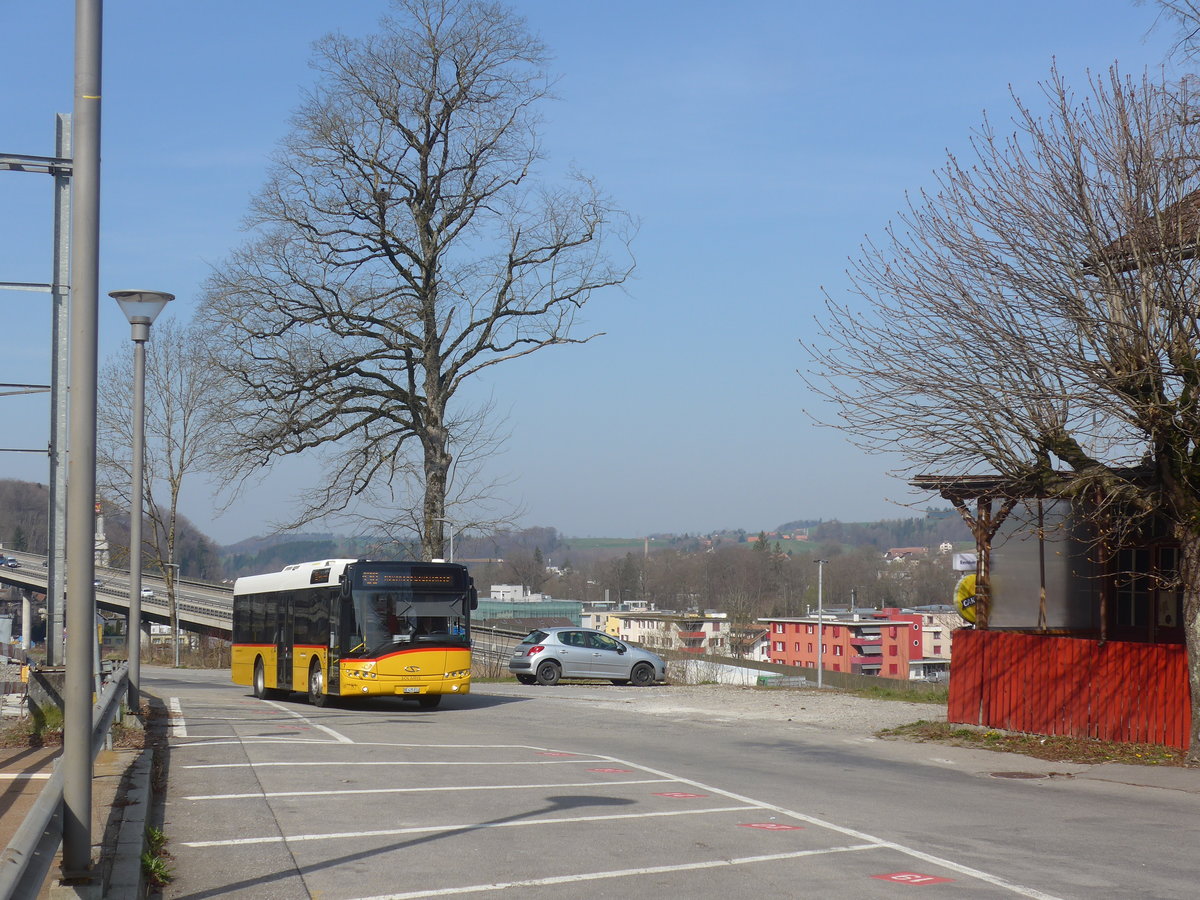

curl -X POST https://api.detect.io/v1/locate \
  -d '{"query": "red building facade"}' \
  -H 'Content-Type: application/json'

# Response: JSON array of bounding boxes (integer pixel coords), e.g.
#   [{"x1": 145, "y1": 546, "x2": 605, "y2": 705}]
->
[{"x1": 762, "y1": 608, "x2": 926, "y2": 680}]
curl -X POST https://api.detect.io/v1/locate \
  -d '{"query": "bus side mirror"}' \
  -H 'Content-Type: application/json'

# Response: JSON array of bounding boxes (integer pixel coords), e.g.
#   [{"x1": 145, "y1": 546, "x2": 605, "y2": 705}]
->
[{"x1": 469, "y1": 587, "x2": 478, "y2": 611}]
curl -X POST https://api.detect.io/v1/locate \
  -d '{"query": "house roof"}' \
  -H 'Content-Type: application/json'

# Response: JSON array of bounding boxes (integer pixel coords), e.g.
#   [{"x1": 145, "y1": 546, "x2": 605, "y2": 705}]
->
[{"x1": 1081, "y1": 190, "x2": 1200, "y2": 275}]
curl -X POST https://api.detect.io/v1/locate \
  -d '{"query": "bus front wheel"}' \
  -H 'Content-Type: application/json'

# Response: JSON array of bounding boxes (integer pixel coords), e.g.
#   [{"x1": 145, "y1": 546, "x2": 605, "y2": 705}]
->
[
  {"x1": 253, "y1": 659, "x2": 270, "y2": 700},
  {"x1": 309, "y1": 661, "x2": 333, "y2": 708},
  {"x1": 253, "y1": 662, "x2": 280, "y2": 705},
  {"x1": 417, "y1": 695, "x2": 441, "y2": 709}
]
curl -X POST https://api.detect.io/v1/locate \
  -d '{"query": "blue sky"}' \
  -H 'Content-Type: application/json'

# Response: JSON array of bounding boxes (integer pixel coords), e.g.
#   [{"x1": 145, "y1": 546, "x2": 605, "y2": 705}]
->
[{"x1": 0, "y1": 1, "x2": 1185, "y2": 544}]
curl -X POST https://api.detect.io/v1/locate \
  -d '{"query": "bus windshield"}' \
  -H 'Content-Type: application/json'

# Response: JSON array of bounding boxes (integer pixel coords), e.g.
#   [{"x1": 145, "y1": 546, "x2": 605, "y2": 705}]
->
[{"x1": 349, "y1": 590, "x2": 470, "y2": 656}]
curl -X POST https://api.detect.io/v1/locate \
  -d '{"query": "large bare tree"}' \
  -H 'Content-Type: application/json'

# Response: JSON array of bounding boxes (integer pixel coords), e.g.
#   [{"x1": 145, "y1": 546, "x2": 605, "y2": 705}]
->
[
  {"x1": 199, "y1": 0, "x2": 633, "y2": 560},
  {"x1": 803, "y1": 65, "x2": 1200, "y2": 759}
]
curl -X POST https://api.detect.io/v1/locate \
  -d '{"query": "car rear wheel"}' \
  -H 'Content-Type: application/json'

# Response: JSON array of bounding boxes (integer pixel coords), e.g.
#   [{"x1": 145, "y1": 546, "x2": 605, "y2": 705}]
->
[
  {"x1": 630, "y1": 662, "x2": 655, "y2": 687},
  {"x1": 535, "y1": 661, "x2": 561, "y2": 686},
  {"x1": 516, "y1": 674, "x2": 536, "y2": 685}
]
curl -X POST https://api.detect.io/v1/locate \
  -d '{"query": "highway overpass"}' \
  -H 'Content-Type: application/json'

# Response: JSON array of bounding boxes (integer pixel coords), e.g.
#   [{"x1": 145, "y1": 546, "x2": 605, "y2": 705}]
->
[{"x1": 0, "y1": 549, "x2": 232, "y2": 636}]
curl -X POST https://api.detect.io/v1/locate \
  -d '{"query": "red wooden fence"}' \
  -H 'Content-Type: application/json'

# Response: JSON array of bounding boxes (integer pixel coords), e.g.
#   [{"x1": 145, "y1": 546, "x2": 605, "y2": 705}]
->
[{"x1": 948, "y1": 630, "x2": 1191, "y2": 748}]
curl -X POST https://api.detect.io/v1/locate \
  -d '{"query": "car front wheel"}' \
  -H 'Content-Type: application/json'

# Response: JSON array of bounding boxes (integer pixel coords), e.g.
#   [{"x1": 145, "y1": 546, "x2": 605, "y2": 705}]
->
[
  {"x1": 535, "y1": 661, "x2": 561, "y2": 686},
  {"x1": 630, "y1": 662, "x2": 655, "y2": 687}
]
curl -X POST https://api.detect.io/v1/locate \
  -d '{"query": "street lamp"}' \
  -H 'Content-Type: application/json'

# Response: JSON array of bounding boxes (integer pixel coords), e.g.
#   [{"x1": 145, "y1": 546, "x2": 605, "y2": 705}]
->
[
  {"x1": 434, "y1": 516, "x2": 455, "y2": 563},
  {"x1": 110, "y1": 289, "x2": 173, "y2": 709},
  {"x1": 815, "y1": 559, "x2": 828, "y2": 690}
]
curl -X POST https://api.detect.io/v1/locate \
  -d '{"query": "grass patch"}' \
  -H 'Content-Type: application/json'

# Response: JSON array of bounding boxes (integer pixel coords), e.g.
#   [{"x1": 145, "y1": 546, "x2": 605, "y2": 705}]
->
[
  {"x1": 878, "y1": 720, "x2": 1187, "y2": 766},
  {"x1": 141, "y1": 825, "x2": 173, "y2": 887},
  {"x1": 850, "y1": 684, "x2": 949, "y2": 705}
]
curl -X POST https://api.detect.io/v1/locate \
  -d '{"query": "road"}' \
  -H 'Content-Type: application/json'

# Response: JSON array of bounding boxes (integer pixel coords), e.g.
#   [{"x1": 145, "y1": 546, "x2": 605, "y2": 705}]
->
[{"x1": 144, "y1": 667, "x2": 1200, "y2": 900}]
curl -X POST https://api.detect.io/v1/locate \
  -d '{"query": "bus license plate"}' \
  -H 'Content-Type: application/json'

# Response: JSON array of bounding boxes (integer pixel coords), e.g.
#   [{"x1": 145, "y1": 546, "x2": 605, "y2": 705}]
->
[{"x1": 403, "y1": 686, "x2": 420, "y2": 694}]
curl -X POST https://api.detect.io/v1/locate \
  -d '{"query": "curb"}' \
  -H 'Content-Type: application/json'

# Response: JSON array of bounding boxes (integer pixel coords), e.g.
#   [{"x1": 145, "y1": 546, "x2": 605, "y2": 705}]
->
[{"x1": 104, "y1": 747, "x2": 152, "y2": 899}]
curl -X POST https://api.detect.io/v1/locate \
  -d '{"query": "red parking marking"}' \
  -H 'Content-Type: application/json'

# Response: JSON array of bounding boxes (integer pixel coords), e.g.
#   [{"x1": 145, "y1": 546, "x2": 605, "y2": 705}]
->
[
  {"x1": 739, "y1": 823, "x2": 804, "y2": 831},
  {"x1": 653, "y1": 792, "x2": 707, "y2": 799},
  {"x1": 872, "y1": 872, "x2": 954, "y2": 885},
  {"x1": 587, "y1": 768, "x2": 633, "y2": 774},
  {"x1": 538, "y1": 752, "x2": 576, "y2": 757}
]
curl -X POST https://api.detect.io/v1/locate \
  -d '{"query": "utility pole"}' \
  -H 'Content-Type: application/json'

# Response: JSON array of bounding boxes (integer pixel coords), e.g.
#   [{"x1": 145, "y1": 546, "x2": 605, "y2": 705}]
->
[{"x1": 816, "y1": 559, "x2": 828, "y2": 690}]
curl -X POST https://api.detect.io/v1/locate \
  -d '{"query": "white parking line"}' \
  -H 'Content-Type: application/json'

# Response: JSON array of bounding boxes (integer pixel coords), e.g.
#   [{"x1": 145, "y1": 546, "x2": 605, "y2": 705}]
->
[
  {"x1": 348, "y1": 845, "x2": 883, "y2": 899},
  {"x1": 262, "y1": 699, "x2": 355, "y2": 743},
  {"x1": 181, "y1": 805, "x2": 756, "y2": 848},
  {"x1": 613, "y1": 757, "x2": 1063, "y2": 900},
  {"x1": 181, "y1": 759, "x2": 592, "y2": 769},
  {"x1": 184, "y1": 777, "x2": 675, "y2": 801},
  {"x1": 168, "y1": 698, "x2": 187, "y2": 737}
]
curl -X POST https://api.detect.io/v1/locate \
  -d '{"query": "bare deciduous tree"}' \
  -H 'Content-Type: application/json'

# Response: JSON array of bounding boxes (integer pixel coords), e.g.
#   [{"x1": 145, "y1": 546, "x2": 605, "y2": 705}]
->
[
  {"x1": 803, "y1": 65, "x2": 1200, "y2": 759},
  {"x1": 98, "y1": 317, "x2": 229, "y2": 644},
  {"x1": 199, "y1": 0, "x2": 634, "y2": 560}
]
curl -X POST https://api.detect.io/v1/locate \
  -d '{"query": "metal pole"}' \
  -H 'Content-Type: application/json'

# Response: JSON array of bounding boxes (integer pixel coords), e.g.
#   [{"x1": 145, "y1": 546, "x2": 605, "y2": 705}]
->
[
  {"x1": 816, "y1": 559, "x2": 827, "y2": 690},
  {"x1": 126, "y1": 330, "x2": 147, "y2": 709},
  {"x1": 47, "y1": 113, "x2": 71, "y2": 667},
  {"x1": 62, "y1": 0, "x2": 102, "y2": 880},
  {"x1": 434, "y1": 516, "x2": 455, "y2": 563},
  {"x1": 166, "y1": 561, "x2": 180, "y2": 667}
]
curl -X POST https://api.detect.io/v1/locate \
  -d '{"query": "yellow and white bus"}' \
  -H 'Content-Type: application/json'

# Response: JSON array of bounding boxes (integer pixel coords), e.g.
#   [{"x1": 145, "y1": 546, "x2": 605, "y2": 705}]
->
[{"x1": 231, "y1": 558, "x2": 477, "y2": 708}]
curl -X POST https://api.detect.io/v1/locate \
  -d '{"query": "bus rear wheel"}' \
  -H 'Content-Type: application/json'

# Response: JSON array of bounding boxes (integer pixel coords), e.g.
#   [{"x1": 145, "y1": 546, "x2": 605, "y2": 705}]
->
[{"x1": 308, "y1": 661, "x2": 333, "y2": 707}]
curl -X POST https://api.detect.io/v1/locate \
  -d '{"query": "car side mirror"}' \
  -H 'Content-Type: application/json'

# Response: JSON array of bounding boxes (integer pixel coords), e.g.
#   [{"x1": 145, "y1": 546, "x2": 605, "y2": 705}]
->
[{"x1": 617, "y1": 645, "x2": 627, "y2": 654}]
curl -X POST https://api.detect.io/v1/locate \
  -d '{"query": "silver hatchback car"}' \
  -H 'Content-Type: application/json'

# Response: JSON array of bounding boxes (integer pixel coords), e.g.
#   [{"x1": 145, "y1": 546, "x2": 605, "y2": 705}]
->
[{"x1": 509, "y1": 627, "x2": 666, "y2": 686}]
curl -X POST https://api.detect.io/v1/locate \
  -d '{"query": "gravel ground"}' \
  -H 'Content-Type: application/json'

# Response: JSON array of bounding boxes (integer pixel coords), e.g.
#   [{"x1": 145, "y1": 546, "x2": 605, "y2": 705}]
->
[{"x1": 482, "y1": 682, "x2": 946, "y2": 736}]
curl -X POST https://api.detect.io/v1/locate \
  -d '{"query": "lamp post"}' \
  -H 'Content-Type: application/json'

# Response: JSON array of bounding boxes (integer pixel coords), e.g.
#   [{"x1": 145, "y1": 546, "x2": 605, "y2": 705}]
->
[
  {"x1": 110, "y1": 289, "x2": 173, "y2": 709},
  {"x1": 815, "y1": 559, "x2": 828, "y2": 690},
  {"x1": 434, "y1": 516, "x2": 455, "y2": 563}
]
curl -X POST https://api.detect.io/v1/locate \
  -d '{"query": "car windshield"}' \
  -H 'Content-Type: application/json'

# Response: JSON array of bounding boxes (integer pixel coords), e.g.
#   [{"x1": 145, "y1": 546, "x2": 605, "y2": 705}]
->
[
  {"x1": 520, "y1": 630, "x2": 550, "y2": 645},
  {"x1": 348, "y1": 590, "x2": 470, "y2": 657}
]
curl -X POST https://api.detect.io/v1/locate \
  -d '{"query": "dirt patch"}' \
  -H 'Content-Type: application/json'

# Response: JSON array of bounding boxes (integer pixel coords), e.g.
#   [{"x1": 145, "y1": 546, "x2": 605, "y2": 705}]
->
[{"x1": 879, "y1": 720, "x2": 1189, "y2": 767}]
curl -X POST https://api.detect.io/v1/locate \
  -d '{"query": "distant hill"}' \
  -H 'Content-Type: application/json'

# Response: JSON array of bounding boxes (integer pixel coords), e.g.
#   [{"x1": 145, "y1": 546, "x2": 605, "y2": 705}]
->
[{"x1": 0, "y1": 479, "x2": 222, "y2": 580}]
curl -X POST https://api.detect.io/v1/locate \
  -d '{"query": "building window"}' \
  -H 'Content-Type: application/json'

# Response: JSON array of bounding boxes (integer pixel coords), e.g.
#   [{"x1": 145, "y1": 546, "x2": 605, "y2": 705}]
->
[
  {"x1": 832, "y1": 626, "x2": 840, "y2": 638},
  {"x1": 888, "y1": 645, "x2": 898, "y2": 657},
  {"x1": 834, "y1": 645, "x2": 843, "y2": 656},
  {"x1": 821, "y1": 643, "x2": 827, "y2": 654},
  {"x1": 933, "y1": 645, "x2": 942, "y2": 654},
  {"x1": 888, "y1": 664, "x2": 898, "y2": 675},
  {"x1": 806, "y1": 624, "x2": 814, "y2": 634},
  {"x1": 773, "y1": 623, "x2": 783, "y2": 634},
  {"x1": 794, "y1": 642, "x2": 801, "y2": 652},
  {"x1": 807, "y1": 642, "x2": 813, "y2": 653}
]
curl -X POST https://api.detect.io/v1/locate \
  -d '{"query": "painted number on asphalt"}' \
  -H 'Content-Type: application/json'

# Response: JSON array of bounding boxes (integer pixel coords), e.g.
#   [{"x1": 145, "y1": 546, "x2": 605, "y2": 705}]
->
[{"x1": 872, "y1": 872, "x2": 954, "y2": 885}]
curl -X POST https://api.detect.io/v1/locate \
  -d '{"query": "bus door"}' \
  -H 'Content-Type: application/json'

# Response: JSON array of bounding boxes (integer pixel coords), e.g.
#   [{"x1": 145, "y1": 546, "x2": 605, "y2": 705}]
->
[{"x1": 276, "y1": 592, "x2": 294, "y2": 690}]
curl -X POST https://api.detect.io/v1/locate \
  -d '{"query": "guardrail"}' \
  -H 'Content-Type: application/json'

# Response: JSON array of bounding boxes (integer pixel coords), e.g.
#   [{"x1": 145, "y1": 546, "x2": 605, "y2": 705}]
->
[{"x1": 0, "y1": 662, "x2": 130, "y2": 899}]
